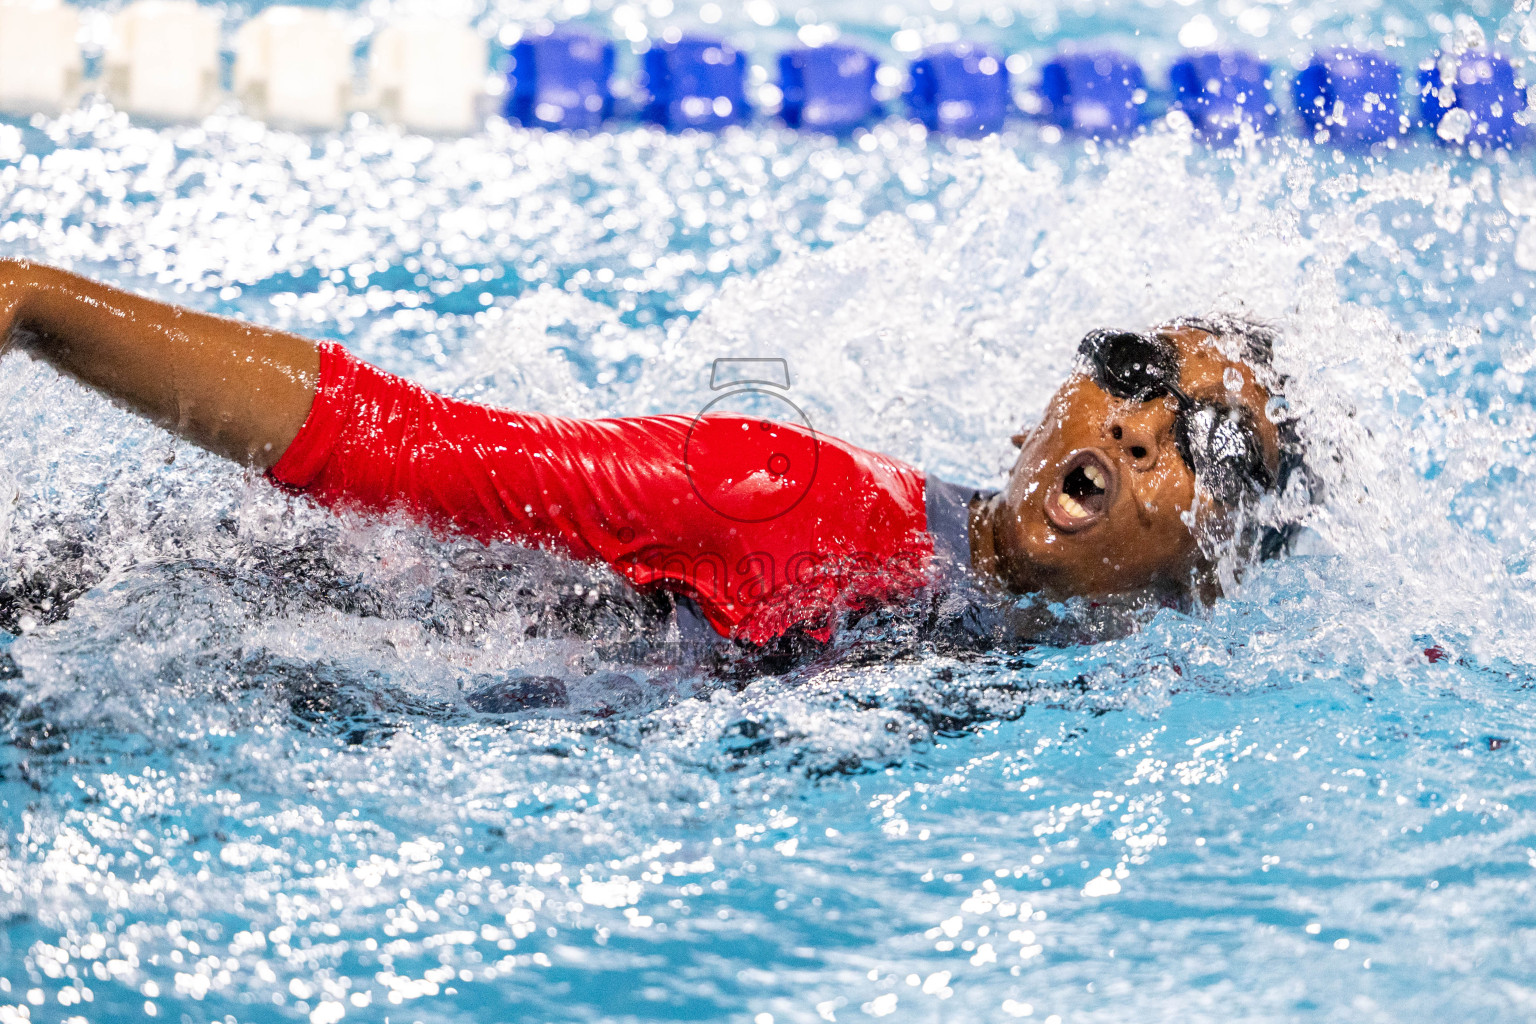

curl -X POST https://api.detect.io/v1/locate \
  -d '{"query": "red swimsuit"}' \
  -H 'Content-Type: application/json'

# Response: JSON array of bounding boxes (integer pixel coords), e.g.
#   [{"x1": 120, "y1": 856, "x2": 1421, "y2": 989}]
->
[{"x1": 268, "y1": 344, "x2": 940, "y2": 643}]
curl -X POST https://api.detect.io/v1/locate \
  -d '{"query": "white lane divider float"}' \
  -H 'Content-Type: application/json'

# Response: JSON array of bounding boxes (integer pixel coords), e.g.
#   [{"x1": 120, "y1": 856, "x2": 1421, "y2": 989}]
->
[
  {"x1": 234, "y1": 5, "x2": 353, "y2": 130},
  {"x1": 0, "y1": 0, "x2": 82, "y2": 116},
  {"x1": 368, "y1": 19, "x2": 488, "y2": 135},
  {"x1": 103, "y1": 0, "x2": 220, "y2": 122}
]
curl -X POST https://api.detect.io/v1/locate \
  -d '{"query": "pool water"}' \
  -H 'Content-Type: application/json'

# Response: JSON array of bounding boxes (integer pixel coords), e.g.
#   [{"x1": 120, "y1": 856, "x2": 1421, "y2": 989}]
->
[{"x1": 4, "y1": 1, "x2": 1536, "y2": 1022}]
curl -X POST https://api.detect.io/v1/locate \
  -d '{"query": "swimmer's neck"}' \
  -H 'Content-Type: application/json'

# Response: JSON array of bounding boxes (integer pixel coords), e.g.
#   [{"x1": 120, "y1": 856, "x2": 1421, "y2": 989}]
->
[{"x1": 966, "y1": 493, "x2": 1017, "y2": 590}]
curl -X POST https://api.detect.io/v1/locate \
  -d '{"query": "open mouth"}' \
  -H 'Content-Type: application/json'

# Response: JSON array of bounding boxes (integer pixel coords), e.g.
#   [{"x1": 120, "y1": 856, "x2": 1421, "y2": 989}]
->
[{"x1": 1045, "y1": 448, "x2": 1115, "y2": 532}]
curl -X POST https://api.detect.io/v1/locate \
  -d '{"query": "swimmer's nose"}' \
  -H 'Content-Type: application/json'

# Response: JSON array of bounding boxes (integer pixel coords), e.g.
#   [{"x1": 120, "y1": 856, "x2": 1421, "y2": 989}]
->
[{"x1": 1106, "y1": 414, "x2": 1161, "y2": 471}]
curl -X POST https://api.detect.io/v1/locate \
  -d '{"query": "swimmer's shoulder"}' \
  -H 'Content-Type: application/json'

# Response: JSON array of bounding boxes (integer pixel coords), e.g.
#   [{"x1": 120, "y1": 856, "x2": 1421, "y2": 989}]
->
[{"x1": 924, "y1": 475, "x2": 994, "y2": 568}]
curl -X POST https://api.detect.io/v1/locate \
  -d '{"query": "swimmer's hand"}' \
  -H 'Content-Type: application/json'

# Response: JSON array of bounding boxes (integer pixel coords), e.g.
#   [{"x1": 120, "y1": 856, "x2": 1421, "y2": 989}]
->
[{"x1": 0, "y1": 257, "x2": 319, "y2": 468}]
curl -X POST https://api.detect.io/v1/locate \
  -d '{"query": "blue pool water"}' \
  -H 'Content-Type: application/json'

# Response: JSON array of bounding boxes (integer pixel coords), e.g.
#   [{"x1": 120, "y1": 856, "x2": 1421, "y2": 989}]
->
[{"x1": 4, "y1": 1, "x2": 1536, "y2": 1022}]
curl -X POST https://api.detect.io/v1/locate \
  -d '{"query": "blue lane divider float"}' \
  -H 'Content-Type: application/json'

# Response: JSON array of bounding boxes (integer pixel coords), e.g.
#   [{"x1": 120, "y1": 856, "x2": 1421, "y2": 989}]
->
[
  {"x1": 506, "y1": 28, "x2": 614, "y2": 130},
  {"x1": 1168, "y1": 50, "x2": 1276, "y2": 141},
  {"x1": 1037, "y1": 51, "x2": 1149, "y2": 139},
  {"x1": 905, "y1": 43, "x2": 1009, "y2": 137},
  {"x1": 1418, "y1": 50, "x2": 1528, "y2": 149},
  {"x1": 779, "y1": 43, "x2": 880, "y2": 134},
  {"x1": 1293, "y1": 46, "x2": 1407, "y2": 148},
  {"x1": 642, "y1": 35, "x2": 750, "y2": 130}
]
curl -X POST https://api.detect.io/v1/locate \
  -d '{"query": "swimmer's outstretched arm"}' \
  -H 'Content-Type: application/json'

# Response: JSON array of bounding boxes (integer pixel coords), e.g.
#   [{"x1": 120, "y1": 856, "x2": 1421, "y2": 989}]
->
[{"x1": 0, "y1": 258, "x2": 318, "y2": 468}]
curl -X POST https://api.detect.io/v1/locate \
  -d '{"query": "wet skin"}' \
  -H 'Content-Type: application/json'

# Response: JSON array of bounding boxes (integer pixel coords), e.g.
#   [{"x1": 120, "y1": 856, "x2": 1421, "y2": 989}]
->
[
  {"x1": 0, "y1": 257, "x2": 1278, "y2": 604},
  {"x1": 0, "y1": 258, "x2": 318, "y2": 468},
  {"x1": 967, "y1": 327, "x2": 1283, "y2": 598}
]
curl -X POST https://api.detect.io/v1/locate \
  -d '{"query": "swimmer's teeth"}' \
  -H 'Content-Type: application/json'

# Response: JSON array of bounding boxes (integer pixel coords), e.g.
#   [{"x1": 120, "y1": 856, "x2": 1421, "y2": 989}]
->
[
  {"x1": 1083, "y1": 464, "x2": 1106, "y2": 490},
  {"x1": 1059, "y1": 494, "x2": 1087, "y2": 518}
]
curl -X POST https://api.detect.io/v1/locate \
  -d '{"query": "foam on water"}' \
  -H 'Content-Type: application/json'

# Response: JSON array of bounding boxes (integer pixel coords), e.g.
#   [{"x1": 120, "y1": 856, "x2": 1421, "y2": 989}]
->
[{"x1": 6, "y1": 12, "x2": 1536, "y2": 1021}]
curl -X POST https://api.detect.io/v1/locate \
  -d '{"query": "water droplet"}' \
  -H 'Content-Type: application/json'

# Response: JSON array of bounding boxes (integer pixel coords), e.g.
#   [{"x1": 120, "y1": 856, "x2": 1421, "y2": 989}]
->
[
  {"x1": 1436, "y1": 107, "x2": 1473, "y2": 144},
  {"x1": 1502, "y1": 179, "x2": 1536, "y2": 218},
  {"x1": 1178, "y1": 14, "x2": 1218, "y2": 49},
  {"x1": 1516, "y1": 222, "x2": 1536, "y2": 271}
]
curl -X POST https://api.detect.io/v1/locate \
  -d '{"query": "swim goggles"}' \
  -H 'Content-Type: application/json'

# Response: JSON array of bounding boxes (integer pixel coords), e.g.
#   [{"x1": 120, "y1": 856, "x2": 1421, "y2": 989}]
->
[{"x1": 1076, "y1": 329, "x2": 1274, "y2": 504}]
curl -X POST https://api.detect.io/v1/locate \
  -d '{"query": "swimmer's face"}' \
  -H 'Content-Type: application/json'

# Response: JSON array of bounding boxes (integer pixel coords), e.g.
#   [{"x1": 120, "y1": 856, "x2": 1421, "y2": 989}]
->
[{"x1": 992, "y1": 327, "x2": 1282, "y2": 598}]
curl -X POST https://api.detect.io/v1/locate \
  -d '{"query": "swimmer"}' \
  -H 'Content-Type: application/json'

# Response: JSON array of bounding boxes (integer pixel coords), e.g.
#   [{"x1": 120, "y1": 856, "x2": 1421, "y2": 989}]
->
[{"x1": 0, "y1": 259, "x2": 1308, "y2": 644}]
